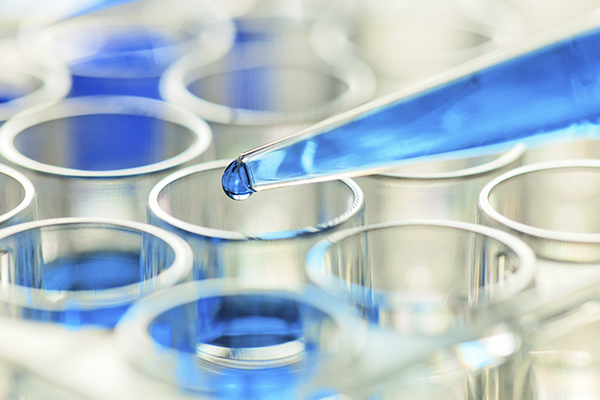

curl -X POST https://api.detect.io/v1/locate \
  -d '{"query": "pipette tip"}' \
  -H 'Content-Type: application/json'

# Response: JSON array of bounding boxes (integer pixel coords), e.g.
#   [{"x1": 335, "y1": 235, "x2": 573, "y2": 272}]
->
[{"x1": 222, "y1": 158, "x2": 255, "y2": 201}]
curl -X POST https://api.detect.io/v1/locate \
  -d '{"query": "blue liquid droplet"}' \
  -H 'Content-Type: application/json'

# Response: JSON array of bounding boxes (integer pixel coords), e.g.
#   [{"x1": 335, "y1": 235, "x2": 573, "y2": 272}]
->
[{"x1": 222, "y1": 159, "x2": 254, "y2": 201}]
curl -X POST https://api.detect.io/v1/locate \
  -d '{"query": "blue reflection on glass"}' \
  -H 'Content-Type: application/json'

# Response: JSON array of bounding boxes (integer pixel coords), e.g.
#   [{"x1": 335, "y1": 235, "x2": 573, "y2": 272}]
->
[
  {"x1": 19, "y1": 253, "x2": 141, "y2": 329},
  {"x1": 149, "y1": 294, "x2": 325, "y2": 399}
]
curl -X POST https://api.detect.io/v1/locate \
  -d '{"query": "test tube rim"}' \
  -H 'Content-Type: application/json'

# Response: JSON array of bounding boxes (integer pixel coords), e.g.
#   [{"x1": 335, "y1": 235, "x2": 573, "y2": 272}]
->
[
  {"x1": 479, "y1": 159, "x2": 600, "y2": 243},
  {"x1": 0, "y1": 42, "x2": 71, "y2": 122},
  {"x1": 0, "y1": 217, "x2": 193, "y2": 310},
  {"x1": 0, "y1": 163, "x2": 36, "y2": 227},
  {"x1": 147, "y1": 159, "x2": 365, "y2": 241},
  {"x1": 306, "y1": 219, "x2": 537, "y2": 310},
  {"x1": 0, "y1": 95, "x2": 212, "y2": 178},
  {"x1": 21, "y1": 0, "x2": 236, "y2": 79},
  {"x1": 160, "y1": 42, "x2": 376, "y2": 126},
  {"x1": 33, "y1": 18, "x2": 233, "y2": 79},
  {"x1": 114, "y1": 279, "x2": 368, "y2": 390}
]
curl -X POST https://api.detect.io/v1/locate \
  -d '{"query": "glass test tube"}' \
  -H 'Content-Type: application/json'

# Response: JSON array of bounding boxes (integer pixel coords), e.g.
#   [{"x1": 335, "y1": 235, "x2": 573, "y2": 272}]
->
[
  {"x1": 307, "y1": 220, "x2": 535, "y2": 335},
  {"x1": 306, "y1": 220, "x2": 535, "y2": 399},
  {"x1": 354, "y1": 143, "x2": 524, "y2": 224},
  {"x1": 160, "y1": 37, "x2": 375, "y2": 159},
  {"x1": 0, "y1": 164, "x2": 36, "y2": 228},
  {"x1": 0, "y1": 95, "x2": 212, "y2": 221},
  {"x1": 0, "y1": 41, "x2": 70, "y2": 122},
  {"x1": 0, "y1": 218, "x2": 192, "y2": 328},
  {"x1": 314, "y1": 0, "x2": 527, "y2": 96},
  {"x1": 116, "y1": 279, "x2": 368, "y2": 398},
  {"x1": 478, "y1": 160, "x2": 600, "y2": 287},
  {"x1": 23, "y1": 0, "x2": 235, "y2": 99},
  {"x1": 147, "y1": 159, "x2": 365, "y2": 286}
]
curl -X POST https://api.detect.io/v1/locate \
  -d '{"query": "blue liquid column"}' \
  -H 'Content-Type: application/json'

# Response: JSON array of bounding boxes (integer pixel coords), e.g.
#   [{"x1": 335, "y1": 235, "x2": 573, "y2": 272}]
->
[{"x1": 223, "y1": 27, "x2": 600, "y2": 198}]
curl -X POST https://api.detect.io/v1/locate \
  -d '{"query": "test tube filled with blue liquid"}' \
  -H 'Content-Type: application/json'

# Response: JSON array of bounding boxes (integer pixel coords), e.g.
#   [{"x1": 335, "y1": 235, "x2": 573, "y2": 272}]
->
[
  {"x1": 117, "y1": 281, "x2": 367, "y2": 399},
  {"x1": 0, "y1": 218, "x2": 192, "y2": 329},
  {"x1": 28, "y1": 0, "x2": 234, "y2": 99}
]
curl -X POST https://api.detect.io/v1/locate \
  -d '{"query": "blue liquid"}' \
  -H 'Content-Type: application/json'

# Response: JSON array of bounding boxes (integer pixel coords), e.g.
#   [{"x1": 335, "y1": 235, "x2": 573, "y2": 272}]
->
[
  {"x1": 149, "y1": 295, "x2": 323, "y2": 399},
  {"x1": 20, "y1": 254, "x2": 141, "y2": 328},
  {"x1": 68, "y1": 30, "x2": 177, "y2": 98},
  {"x1": 43, "y1": 255, "x2": 140, "y2": 291},
  {"x1": 151, "y1": 295, "x2": 303, "y2": 353},
  {"x1": 222, "y1": 159, "x2": 255, "y2": 200},
  {"x1": 223, "y1": 27, "x2": 600, "y2": 199},
  {"x1": 67, "y1": 114, "x2": 161, "y2": 171}
]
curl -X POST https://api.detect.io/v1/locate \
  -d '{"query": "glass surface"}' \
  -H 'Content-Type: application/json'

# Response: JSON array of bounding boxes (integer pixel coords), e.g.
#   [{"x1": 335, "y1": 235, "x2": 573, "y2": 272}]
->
[
  {"x1": 306, "y1": 221, "x2": 535, "y2": 400},
  {"x1": 0, "y1": 218, "x2": 192, "y2": 328},
  {"x1": 307, "y1": 221, "x2": 535, "y2": 335},
  {"x1": 26, "y1": 0, "x2": 235, "y2": 99},
  {"x1": 0, "y1": 96, "x2": 212, "y2": 221},
  {"x1": 116, "y1": 281, "x2": 367, "y2": 398},
  {"x1": 161, "y1": 36, "x2": 375, "y2": 159},
  {"x1": 478, "y1": 160, "x2": 600, "y2": 287},
  {"x1": 0, "y1": 164, "x2": 36, "y2": 229},
  {"x1": 148, "y1": 160, "x2": 364, "y2": 285},
  {"x1": 354, "y1": 144, "x2": 524, "y2": 223},
  {"x1": 0, "y1": 42, "x2": 70, "y2": 122}
]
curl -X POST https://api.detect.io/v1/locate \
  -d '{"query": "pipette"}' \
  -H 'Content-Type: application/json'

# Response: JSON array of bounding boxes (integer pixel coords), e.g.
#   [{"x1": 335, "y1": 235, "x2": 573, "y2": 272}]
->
[{"x1": 222, "y1": 11, "x2": 600, "y2": 200}]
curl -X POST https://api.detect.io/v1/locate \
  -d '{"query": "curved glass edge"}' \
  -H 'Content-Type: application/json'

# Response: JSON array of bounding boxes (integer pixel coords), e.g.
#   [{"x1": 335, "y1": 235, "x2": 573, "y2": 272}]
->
[
  {"x1": 0, "y1": 218, "x2": 193, "y2": 328},
  {"x1": 115, "y1": 279, "x2": 369, "y2": 394},
  {"x1": 306, "y1": 220, "x2": 536, "y2": 313},
  {"x1": 478, "y1": 159, "x2": 600, "y2": 262},
  {"x1": 0, "y1": 95, "x2": 212, "y2": 178}
]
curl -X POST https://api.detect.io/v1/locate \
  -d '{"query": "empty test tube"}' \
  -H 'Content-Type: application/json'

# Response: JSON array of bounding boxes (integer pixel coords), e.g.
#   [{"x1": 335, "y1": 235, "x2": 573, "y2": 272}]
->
[
  {"x1": 306, "y1": 220, "x2": 535, "y2": 399},
  {"x1": 0, "y1": 218, "x2": 192, "y2": 328},
  {"x1": 478, "y1": 160, "x2": 600, "y2": 287},
  {"x1": 161, "y1": 36, "x2": 375, "y2": 159},
  {"x1": 147, "y1": 159, "x2": 364, "y2": 286},
  {"x1": 22, "y1": 0, "x2": 235, "y2": 98},
  {"x1": 0, "y1": 95, "x2": 212, "y2": 221},
  {"x1": 355, "y1": 144, "x2": 524, "y2": 223}
]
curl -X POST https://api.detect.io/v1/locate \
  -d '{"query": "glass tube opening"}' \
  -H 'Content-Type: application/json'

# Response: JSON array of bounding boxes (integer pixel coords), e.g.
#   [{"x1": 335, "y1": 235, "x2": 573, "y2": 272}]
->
[
  {"x1": 187, "y1": 67, "x2": 349, "y2": 114},
  {"x1": 307, "y1": 221, "x2": 535, "y2": 336},
  {"x1": 0, "y1": 42, "x2": 70, "y2": 121},
  {"x1": 0, "y1": 219, "x2": 192, "y2": 328},
  {"x1": 479, "y1": 160, "x2": 600, "y2": 263},
  {"x1": 116, "y1": 281, "x2": 365, "y2": 394},
  {"x1": 161, "y1": 43, "x2": 375, "y2": 126},
  {"x1": 151, "y1": 294, "x2": 333, "y2": 368},
  {"x1": 151, "y1": 160, "x2": 363, "y2": 238},
  {"x1": 484, "y1": 162, "x2": 600, "y2": 234},
  {"x1": 0, "y1": 96, "x2": 211, "y2": 177},
  {"x1": 0, "y1": 164, "x2": 35, "y2": 226}
]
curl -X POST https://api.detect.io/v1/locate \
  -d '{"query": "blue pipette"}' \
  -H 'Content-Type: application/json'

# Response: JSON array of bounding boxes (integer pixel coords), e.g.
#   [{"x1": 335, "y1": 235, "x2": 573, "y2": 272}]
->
[{"x1": 222, "y1": 11, "x2": 600, "y2": 200}]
